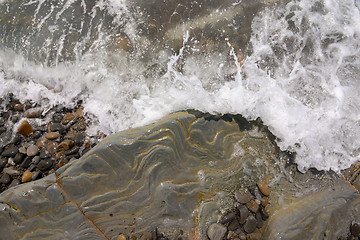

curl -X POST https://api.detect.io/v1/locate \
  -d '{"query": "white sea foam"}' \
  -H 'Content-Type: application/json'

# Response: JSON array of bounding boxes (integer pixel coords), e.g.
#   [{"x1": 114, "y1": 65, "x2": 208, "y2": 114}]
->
[{"x1": 0, "y1": 0, "x2": 360, "y2": 172}]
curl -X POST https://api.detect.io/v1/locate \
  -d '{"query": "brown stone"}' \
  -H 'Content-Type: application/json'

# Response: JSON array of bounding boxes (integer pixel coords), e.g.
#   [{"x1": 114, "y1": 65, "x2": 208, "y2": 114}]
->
[
  {"x1": 14, "y1": 103, "x2": 24, "y2": 111},
  {"x1": 56, "y1": 158, "x2": 68, "y2": 168},
  {"x1": 257, "y1": 179, "x2": 270, "y2": 196},
  {"x1": 62, "y1": 113, "x2": 75, "y2": 125},
  {"x1": 36, "y1": 136, "x2": 48, "y2": 148},
  {"x1": 65, "y1": 130, "x2": 77, "y2": 139},
  {"x1": 244, "y1": 215, "x2": 257, "y2": 233},
  {"x1": 57, "y1": 140, "x2": 73, "y2": 152},
  {"x1": 46, "y1": 141, "x2": 58, "y2": 154},
  {"x1": 45, "y1": 132, "x2": 61, "y2": 140},
  {"x1": 22, "y1": 170, "x2": 34, "y2": 183},
  {"x1": 18, "y1": 120, "x2": 33, "y2": 136},
  {"x1": 75, "y1": 107, "x2": 84, "y2": 118},
  {"x1": 117, "y1": 234, "x2": 127, "y2": 240},
  {"x1": 246, "y1": 200, "x2": 259, "y2": 213},
  {"x1": 261, "y1": 196, "x2": 269, "y2": 207}
]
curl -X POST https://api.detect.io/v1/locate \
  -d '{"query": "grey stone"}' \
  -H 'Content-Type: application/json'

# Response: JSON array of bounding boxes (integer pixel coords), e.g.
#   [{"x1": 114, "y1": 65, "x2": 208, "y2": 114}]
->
[
  {"x1": 13, "y1": 153, "x2": 25, "y2": 164},
  {"x1": 1, "y1": 146, "x2": 19, "y2": 158},
  {"x1": 221, "y1": 211, "x2": 236, "y2": 224},
  {"x1": 238, "y1": 205, "x2": 250, "y2": 224},
  {"x1": 235, "y1": 189, "x2": 253, "y2": 204},
  {"x1": 23, "y1": 108, "x2": 42, "y2": 118},
  {"x1": 50, "y1": 123, "x2": 66, "y2": 134},
  {"x1": 3, "y1": 167, "x2": 20, "y2": 176},
  {"x1": 0, "y1": 174, "x2": 11, "y2": 185},
  {"x1": 31, "y1": 171, "x2": 41, "y2": 181},
  {"x1": 26, "y1": 145, "x2": 39, "y2": 157},
  {"x1": 207, "y1": 223, "x2": 227, "y2": 240},
  {"x1": 31, "y1": 156, "x2": 41, "y2": 165},
  {"x1": 36, "y1": 159, "x2": 53, "y2": 171},
  {"x1": 0, "y1": 157, "x2": 7, "y2": 171},
  {"x1": 73, "y1": 133, "x2": 85, "y2": 145},
  {"x1": 8, "y1": 179, "x2": 20, "y2": 188},
  {"x1": 20, "y1": 156, "x2": 32, "y2": 168},
  {"x1": 32, "y1": 130, "x2": 43, "y2": 139},
  {"x1": 350, "y1": 222, "x2": 360, "y2": 236},
  {"x1": 244, "y1": 215, "x2": 257, "y2": 233}
]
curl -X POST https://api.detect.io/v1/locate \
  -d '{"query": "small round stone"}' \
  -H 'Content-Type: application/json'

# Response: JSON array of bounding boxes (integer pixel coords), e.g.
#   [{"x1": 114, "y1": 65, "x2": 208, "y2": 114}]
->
[
  {"x1": 22, "y1": 170, "x2": 34, "y2": 183},
  {"x1": 50, "y1": 123, "x2": 66, "y2": 134},
  {"x1": 221, "y1": 211, "x2": 236, "y2": 224},
  {"x1": 1, "y1": 146, "x2": 19, "y2": 158},
  {"x1": 46, "y1": 142, "x2": 58, "y2": 155},
  {"x1": 0, "y1": 173, "x2": 11, "y2": 185},
  {"x1": 57, "y1": 140, "x2": 74, "y2": 152},
  {"x1": 257, "y1": 179, "x2": 270, "y2": 196},
  {"x1": 235, "y1": 189, "x2": 253, "y2": 204},
  {"x1": 13, "y1": 153, "x2": 25, "y2": 164},
  {"x1": 244, "y1": 215, "x2": 257, "y2": 233},
  {"x1": 31, "y1": 171, "x2": 41, "y2": 180},
  {"x1": 3, "y1": 167, "x2": 20, "y2": 176},
  {"x1": 31, "y1": 156, "x2": 41, "y2": 164},
  {"x1": 18, "y1": 120, "x2": 34, "y2": 136},
  {"x1": 246, "y1": 200, "x2": 259, "y2": 213},
  {"x1": 0, "y1": 157, "x2": 7, "y2": 171},
  {"x1": 117, "y1": 234, "x2": 127, "y2": 240},
  {"x1": 20, "y1": 156, "x2": 33, "y2": 168},
  {"x1": 52, "y1": 113, "x2": 63, "y2": 123},
  {"x1": 36, "y1": 159, "x2": 53, "y2": 171},
  {"x1": 207, "y1": 223, "x2": 227, "y2": 240},
  {"x1": 23, "y1": 108, "x2": 42, "y2": 118},
  {"x1": 27, "y1": 145, "x2": 39, "y2": 157},
  {"x1": 8, "y1": 179, "x2": 20, "y2": 188},
  {"x1": 32, "y1": 130, "x2": 43, "y2": 139},
  {"x1": 62, "y1": 113, "x2": 75, "y2": 125},
  {"x1": 351, "y1": 221, "x2": 360, "y2": 236},
  {"x1": 45, "y1": 132, "x2": 61, "y2": 140},
  {"x1": 238, "y1": 204, "x2": 250, "y2": 224}
]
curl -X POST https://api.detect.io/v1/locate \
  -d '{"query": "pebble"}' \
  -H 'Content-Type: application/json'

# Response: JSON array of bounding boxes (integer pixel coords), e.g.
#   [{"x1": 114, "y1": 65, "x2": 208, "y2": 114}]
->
[
  {"x1": 50, "y1": 123, "x2": 66, "y2": 134},
  {"x1": 46, "y1": 142, "x2": 58, "y2": 154},
  {"x1": 75, "y1": 107, "x2": 83, "y2": 118},
  {"x1": 39, "y1": 150, "x2": 51, "y2": 159},
  {"x1": 23, "y1": 108, "x2": 42, "y2": 118},
  {"x1": 52, "y1": 113, "x2": 63, "y2": 123},
  {"x1": 18, "y1": 147, "x2": 26, "y2": 154},
  {"x1": 8, "y1": 179, "x2": 20, "y2": 188},
  {"x1": 0, "y1": 174, "x2": 11, "y2": 185},
  {"x1": 117, "y1": 234, "x2": 127, "y2": 240},
  {"x1": 259, "y1": 207, "x2": 269, "y2": 220},
  {"x1": 0, "y1": 127, "x2": 6, "y2": 134},
  {"x1": 74, "y1": 132, "x2": 85, "y2": 145},
  {"x1": 31, "y1": 171, "x2": 41, "y2": 180},
  {"x1": 235, "y1": 189, "x2": 253, "y2": 204},
  {"x1": 31, "y1": 156, "x2": 41, "y2": 164},
  {"x1": 351, "y1": 221, "x2": 360, "y2": 236},
  {"x1": 257, "y1": 179, "x2": 270, "y2": 196},
  {"x1": 221, "y1": 211, "x2": 236, "y2": 224},
  {"x1": 45, "y1": 132, "x2": 61, "y2": 140},
  {"x1": 13, "y1": 153, "x2": 25, "y2": 164},
  {"x1": 246, "y1": 200, "x2": 259, "y2": 213},
  {"x1": 20, "y1": 156, "x2": 33, "y2": 168},
  {"x1": 72, "y1": 119, "x2": 86, "y2": 131},
  {"x1": 228, "y1": 218, "x2": 241, "y2": 231},
  {"x1": 36, "y1": 136, "x2": 48, "y2": 148},
  {"x1": 32, "y1": 130, "x2": 43, "y2": 139},
  {"x1": 13, "y1": 103, "x2": 24, "y2": 111},
  {"x1": 207, "y1": 223, "x2": 227, "y2": 240},
  {"x1": 238, "y1": 204, "x2": 250, "y2": 224},
  {"x1": 244, "y1": 215, "x2": 257, "y2": 233},
  {"x1": 2, "y1": 146, "x2": 19, "y2": 158},
  {"x1": 27, "y1": 145, "x2": 39, "y2": 157},
  {"x1": 64, "y1": 146, "x2": 79, "y2": 156},
  {"x1": 3, "y1": 167, "x2": 20, "y2": 176},
  {"x1": 261, "y1": 196, "x2": 269, "y2": 207},
  {"x1": 0, "y1": 157, "x2": 7, "y2": 171},
  {"x1": 247, "y1": 232, "x2": 262, "y2": 240},
  {"x1": 18, "y1": 120, "x2": 34, "y2": 136},
  {"x1": 62, "y1": 113, "x2": 75, "y2": 125},
  {"x1": 57, "y1": 140, "x2": 73, "y2": 152},
  {"x1": 36, "y1": 159, "x2": 53, "y2": 171},
  {"x1": 22, "y1": 170, "x2": 34, "y2": 183}
]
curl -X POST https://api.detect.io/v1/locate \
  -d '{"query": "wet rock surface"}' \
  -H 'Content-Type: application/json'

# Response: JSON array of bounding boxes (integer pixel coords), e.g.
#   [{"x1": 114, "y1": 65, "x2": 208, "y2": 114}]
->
[{"x1": 0, "y1": 93, "x2": 105, "y2": 193}]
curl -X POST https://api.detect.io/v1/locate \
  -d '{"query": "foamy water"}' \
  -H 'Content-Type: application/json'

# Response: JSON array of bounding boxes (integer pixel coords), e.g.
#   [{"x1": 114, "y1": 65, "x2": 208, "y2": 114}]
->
[{"x1": 0, "y1": 0, "x2": 360, "y2": 172}]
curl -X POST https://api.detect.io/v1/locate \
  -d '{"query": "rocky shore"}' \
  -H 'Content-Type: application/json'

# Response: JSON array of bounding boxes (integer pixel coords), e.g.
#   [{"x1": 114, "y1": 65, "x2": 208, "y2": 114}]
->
[
  {"x1": 1, "y1": 93, "x2": 360, "y2": 240},
  {"x1": 0, "y1": 93, "x2": 105, "y2": 193}
]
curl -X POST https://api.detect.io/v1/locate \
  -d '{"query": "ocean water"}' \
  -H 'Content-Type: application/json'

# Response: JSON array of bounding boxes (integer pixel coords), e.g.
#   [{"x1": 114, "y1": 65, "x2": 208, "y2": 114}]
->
[{"x1": 0, "y1": 0, "x2": 360, "y2": 172}]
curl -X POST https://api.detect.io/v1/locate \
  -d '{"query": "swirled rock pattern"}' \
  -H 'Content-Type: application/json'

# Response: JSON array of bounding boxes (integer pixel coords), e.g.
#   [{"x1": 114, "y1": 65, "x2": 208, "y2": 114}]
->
[{"x1": 0, "y1": 111, "x2": 278, "y2": 239}]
